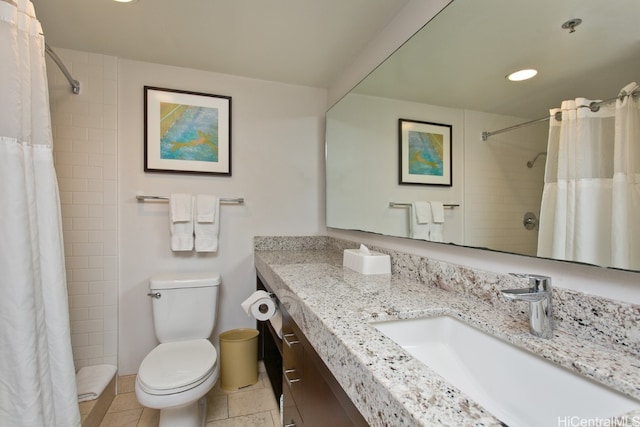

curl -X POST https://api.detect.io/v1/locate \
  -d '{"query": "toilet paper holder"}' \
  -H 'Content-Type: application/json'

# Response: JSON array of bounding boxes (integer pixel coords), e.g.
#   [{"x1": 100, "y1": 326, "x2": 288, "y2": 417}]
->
[
  {"x1": 256, "y1": 293, "x2": 276, "y2": 313},
  {"x1": 241, "y1": 290, "x2": 279, "y2": 321}
]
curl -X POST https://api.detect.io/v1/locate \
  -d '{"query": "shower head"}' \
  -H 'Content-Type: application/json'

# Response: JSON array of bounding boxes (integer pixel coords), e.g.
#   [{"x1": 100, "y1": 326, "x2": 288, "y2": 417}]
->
[{"x1": 527, "y1": 152, "x2": 547, "y2": 168}]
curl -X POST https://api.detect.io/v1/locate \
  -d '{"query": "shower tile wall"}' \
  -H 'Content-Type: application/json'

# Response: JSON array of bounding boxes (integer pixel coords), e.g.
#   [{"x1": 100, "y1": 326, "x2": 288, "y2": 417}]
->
[
  {"x1": 47, "y1": 49, "x2": 118, "y2": 369},
  {"x1": 463, "y1": 110, "x2": 548, "y2": 257}
]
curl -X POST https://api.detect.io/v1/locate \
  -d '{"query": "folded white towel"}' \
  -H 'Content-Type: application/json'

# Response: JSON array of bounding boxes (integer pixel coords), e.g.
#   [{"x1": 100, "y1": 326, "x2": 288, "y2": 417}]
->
[
  {"x1": 413, "y1": 201, "x2": 431, "y2": 224},
  {"x1": 170, "y1": 194, "x2": 194, "y2": 251},
  {"x1": 430, "y1": 201, "x2": 444, "y2": 223},
  {"x1": 196, "y1": 194, "x2": 217, "y2": 223},
  {"x1": 195, "y1": 195, "x2": 220, "y2": 252},
  {"x1": 169, "y1": 193, "x2": 192, "y2": 222},
  {"x1": 410, "y1": 202, "x2": 430, "y2": 240},
  {"x1": 430, "y1": 201, "x2": 445, "y2": 242},
  {"x1": 76, "y1": 364, "x2": 117, "y2": 403}
]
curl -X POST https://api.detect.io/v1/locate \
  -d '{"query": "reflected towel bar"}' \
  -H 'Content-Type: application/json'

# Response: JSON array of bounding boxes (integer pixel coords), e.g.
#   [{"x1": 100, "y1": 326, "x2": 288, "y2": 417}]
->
[
  {"x1": 136, "y1": 195, "x2": 244, "y2": 204},
  {"x1": 389, "y1": 202, "x2": 459, "y2": 209}
]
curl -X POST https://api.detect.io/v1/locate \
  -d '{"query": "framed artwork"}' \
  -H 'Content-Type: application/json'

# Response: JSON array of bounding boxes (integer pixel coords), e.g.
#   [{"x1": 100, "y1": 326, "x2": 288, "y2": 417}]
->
[
  {"x1": 144, "y1": 86, "x2": 232, "y2": 176},
  {"x1": 398, "y1": 118, "x2": 452, "y2": 186}
]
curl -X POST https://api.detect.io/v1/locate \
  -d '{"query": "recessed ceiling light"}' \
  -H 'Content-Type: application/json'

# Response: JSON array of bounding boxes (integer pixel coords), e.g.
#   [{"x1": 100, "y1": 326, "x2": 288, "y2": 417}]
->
[
  {"x1": 113, "y1": 0, "x2": 137, "y2": 3},
  {"x1": 506, "y1": 69, "x2": 538, "y2": 82}
]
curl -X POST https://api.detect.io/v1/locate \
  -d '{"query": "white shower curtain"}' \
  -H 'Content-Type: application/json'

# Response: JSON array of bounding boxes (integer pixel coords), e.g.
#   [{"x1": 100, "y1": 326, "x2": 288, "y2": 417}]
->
[
  {"x1": 0, "y1": 1, "x2": 80, "y2": 426},
  {"x1": 538, "y1": 82, "x2": 640, "y2": 270}
]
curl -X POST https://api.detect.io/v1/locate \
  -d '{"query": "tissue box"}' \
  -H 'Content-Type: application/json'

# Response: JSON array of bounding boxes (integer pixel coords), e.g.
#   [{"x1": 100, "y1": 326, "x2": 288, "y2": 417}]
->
[{"x1": 343, "y1": 248, "x2": 391, "y2": 275}]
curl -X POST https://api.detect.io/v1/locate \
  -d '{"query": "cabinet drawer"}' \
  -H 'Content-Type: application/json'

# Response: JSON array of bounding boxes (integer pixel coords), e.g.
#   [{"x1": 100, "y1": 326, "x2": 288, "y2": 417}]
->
[
  {"x1": 283, "y1": 330, "x2": 303, "y2": 371},
  {"x1": 282, "y1": 309, "x2": 304, "y2": 412},
  {"x1": 265, "y1": 273, "x2": 368, "y2": 427},
  {"x1": 282, "y1": 373, "x2": 304, "y2": 427}
]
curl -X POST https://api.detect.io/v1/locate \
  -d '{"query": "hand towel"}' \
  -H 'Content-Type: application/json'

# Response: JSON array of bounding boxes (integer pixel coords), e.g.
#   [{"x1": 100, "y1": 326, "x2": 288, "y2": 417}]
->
[
  {"x1": 410, "y1": 201, "x2": 430, "y2": 240},
  {"x1": 430, "y1": 201, "x2": 445, "y2": 242},
  {"x1": 430, "y1": 201, "x2": 444, "y2": 223},
  {"x1": 195, "y1": 194, "x2": 220, "y2": 252},
  {"x1": 196, "y1": 194, "x2": 217, "y2": 223},
  {"x1": 414, "y1": 201, "x2": 431, "y2": 223},
  {"x1": 169, "y1": 193, "x2": 192, "y2": 222},
  {"x1": 170, "y1": 193, "x2": 194, "y2": 251},
  {"x1": 76, "y1": 364, "x2": 117, "y2": 403}
]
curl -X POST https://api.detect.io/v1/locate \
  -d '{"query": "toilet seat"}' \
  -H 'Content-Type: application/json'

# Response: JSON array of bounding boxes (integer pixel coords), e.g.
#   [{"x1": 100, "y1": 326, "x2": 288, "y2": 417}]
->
[{"x1": 137, "y1": 339, "x2": 217, "y2": 396}]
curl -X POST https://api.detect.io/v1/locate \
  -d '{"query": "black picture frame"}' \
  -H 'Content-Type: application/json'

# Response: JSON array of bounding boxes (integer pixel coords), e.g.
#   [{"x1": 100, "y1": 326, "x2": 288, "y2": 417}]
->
[
  {"x1": 399, "y1": 118, "x2": 452, "y2": 186},
  {"x1": 144, "y1": 86, "x2": 232, "y2": 176}
]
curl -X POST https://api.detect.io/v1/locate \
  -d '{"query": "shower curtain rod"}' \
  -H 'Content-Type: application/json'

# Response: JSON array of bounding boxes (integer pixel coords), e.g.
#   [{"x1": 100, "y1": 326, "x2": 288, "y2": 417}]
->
[
  {"x1": 481, "y1": 89, "x2": 640, "y2": 141},
  {"x1": 45, "y1": 44, "x2": 80, "y2": 95}
]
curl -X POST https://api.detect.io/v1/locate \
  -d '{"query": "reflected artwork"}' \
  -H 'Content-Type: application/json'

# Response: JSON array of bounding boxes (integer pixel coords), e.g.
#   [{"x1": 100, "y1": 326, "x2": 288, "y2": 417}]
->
[
  {"x1": 399, "y1": 118, "x2": 451, "y2": 186},
  {"x1": 408, "y1": 130, "x2": 444, "y2": 176}
]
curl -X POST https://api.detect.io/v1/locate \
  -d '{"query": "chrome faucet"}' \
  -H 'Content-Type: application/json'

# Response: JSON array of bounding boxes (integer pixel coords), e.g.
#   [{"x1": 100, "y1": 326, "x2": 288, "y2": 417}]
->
[{"x1": 501, "y1": 274, "x2": 553, "y2": 339}]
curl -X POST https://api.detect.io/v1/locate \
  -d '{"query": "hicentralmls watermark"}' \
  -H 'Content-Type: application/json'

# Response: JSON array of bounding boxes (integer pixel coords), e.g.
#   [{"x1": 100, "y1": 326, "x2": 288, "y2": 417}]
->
[{"x1": 558, "y1": 416, "x2": 640, "y2": 427}]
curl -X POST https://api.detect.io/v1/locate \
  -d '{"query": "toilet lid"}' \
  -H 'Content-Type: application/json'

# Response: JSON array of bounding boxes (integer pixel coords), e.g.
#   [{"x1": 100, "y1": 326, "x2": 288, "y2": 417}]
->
[{"x1": 138, "y1": 339, "x2": 217, "y2": 392}]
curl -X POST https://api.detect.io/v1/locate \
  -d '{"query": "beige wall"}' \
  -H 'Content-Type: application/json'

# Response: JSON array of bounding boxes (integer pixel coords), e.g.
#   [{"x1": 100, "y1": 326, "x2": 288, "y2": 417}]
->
[
  {"x1": 117, "y1": 59, "x2": 327, "y2": 374},
  {"x1": 326, "y1": 94, "x2": 465, "y2": 242}
]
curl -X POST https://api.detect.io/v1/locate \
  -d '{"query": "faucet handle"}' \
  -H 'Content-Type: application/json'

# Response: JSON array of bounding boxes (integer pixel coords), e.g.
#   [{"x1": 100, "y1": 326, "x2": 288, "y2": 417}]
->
[{"x1": 509, "y1": 273, "x2": 552, "y2": 292}]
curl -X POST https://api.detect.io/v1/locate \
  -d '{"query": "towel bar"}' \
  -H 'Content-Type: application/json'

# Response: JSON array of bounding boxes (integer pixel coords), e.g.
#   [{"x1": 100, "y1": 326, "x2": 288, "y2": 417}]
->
[
  {"x1": 136, "y1": 195, "x2": 244, "y2": 204},
  {"x1": 389, "y1": 202, "x2": 459, "y2": 209}
]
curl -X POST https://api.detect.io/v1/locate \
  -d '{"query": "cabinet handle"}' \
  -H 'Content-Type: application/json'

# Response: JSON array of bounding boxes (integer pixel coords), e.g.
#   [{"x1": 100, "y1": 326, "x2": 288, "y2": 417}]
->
[
  {"x1": 283, "y1": 333, "x2": 299, "y2": 347},
  {"x1": 284, "y1": 369, "x2": 301, "y2": 386}
]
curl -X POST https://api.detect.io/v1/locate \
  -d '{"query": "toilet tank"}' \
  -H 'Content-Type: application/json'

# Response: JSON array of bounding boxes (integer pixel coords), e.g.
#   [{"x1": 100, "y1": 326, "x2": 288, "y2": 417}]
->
[{"x1": 149, "y1": 272, "x2": 221, "y2": 343}]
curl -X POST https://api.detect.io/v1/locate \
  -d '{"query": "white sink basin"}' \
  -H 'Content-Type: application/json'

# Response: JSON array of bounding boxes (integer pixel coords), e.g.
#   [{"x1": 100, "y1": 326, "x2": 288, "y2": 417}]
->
[{"x1": 373, "y1": 316, "x2": 639, "y2": 426}]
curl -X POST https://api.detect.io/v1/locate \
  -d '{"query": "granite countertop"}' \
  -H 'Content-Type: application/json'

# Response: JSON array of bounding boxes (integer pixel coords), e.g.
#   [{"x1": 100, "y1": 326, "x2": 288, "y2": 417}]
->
[{"x1": 254, "y1": 249, "x2": 640, "y2": 426}]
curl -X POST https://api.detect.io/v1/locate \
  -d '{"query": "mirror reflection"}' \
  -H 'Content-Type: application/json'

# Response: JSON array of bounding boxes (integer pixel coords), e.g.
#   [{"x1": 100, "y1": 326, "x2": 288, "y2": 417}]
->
[{"x1": 326, "y1": 0, "x2": 640, "y2": 271}]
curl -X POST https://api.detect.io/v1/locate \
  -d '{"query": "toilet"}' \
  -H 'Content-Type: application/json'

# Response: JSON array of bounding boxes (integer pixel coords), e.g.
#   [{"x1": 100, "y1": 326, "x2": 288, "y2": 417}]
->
[{"x1": 135, "y1": 272, "x2": 221, "y2": 427}]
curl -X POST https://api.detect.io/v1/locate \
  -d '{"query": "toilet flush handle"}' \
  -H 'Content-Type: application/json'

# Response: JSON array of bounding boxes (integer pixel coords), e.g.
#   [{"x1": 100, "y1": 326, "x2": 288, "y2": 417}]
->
[{"x1": 147, "y1": 292, "x2": 161, "y2": 299}]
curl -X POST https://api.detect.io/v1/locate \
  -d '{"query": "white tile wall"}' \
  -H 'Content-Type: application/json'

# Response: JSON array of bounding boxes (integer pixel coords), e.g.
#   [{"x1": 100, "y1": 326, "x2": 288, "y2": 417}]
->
[
  {"x1": 463, "y1": 110, "x2": 548, "y2": 257},
  {"x1": 47, "y1": 49, "x2": 118, "y2": 369}
]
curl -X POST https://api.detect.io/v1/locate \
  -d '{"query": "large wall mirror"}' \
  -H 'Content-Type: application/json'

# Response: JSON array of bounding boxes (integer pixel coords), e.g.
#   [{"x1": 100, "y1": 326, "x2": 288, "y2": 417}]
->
[{"x1": 326, "y1": 0, "x2": 640, "y2": 271}]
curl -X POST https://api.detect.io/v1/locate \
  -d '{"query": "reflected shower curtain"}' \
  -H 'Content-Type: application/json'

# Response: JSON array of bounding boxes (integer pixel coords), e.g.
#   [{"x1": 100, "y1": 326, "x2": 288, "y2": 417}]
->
[
  {"x1": 0, "y1": 1, "x2": 80, "y2": 426},
  {"x1": 538, "y1": 82, "x2": 640, "y2": 270}
]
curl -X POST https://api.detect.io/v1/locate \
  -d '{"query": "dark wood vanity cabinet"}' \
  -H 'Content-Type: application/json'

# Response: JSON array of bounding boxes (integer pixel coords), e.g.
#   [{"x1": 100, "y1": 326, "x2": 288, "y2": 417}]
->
[
  {"x1": 281, "y1": 307, "x2": 367, "y2": 427},
  {"x1": 257, "y1": 274, "x2": 367, "y2": 427},
  {"x1": 257, "y1": 276, "x2": 283, "y2": 400}
]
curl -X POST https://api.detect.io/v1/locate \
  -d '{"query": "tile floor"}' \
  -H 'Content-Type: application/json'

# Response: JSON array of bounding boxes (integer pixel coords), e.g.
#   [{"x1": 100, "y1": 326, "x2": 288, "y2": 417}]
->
[{"x1": 99, "y1": 362, "x2": 280, "y2": 427}]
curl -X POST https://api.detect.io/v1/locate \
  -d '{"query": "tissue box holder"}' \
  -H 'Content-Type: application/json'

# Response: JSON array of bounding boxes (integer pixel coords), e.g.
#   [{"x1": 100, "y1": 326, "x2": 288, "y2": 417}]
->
[{"x1": 343, "y1": 249, "x2": 391, "y2": 275}]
